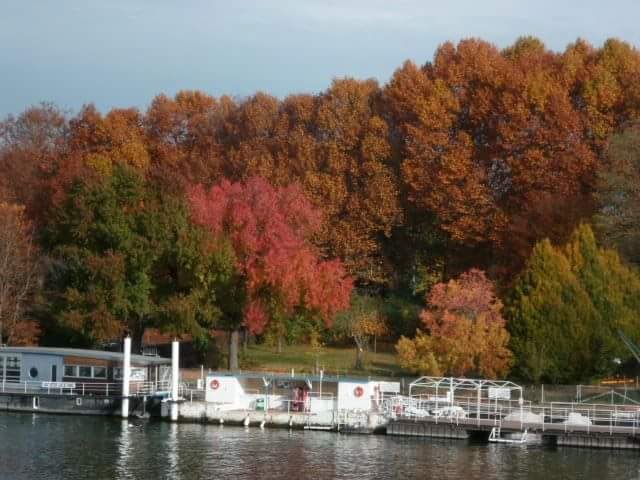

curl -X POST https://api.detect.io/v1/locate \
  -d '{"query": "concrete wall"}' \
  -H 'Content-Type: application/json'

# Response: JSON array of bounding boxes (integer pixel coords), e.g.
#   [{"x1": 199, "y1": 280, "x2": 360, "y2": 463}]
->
[
  {"x1": 0, "y1": 391, "x2": 123, "y2": 415},
  {"x1": 387, "y1": 420, "x2": 470, "y2": 439},
  {"x1": 168, "y1": 400, "x2": 336, "y2": 428}
]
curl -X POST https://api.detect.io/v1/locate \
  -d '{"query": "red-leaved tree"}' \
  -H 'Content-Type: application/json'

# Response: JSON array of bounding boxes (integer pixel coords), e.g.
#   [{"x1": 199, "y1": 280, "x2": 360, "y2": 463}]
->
[{"x1": 188, "y1": 176, "x2": 353, "y2": 368}]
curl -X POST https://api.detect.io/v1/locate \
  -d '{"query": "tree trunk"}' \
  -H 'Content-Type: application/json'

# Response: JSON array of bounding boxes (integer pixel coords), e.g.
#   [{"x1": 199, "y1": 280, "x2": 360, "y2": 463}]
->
[
  {"x1": 276, "y1": 335, "x2": 283, "y2": 354},
  {"x1": 355, "y1": 345, "x2": 365, "y2": 370},
  {"x1": 242, "y1": 328, "x2": 249, "y2": 354},
  {"x1": 130, "y1": 319, "x2": 145, "y2": 355},
  {"x1": 228, "y1": 329, "x2": 240, "y2": 370}
]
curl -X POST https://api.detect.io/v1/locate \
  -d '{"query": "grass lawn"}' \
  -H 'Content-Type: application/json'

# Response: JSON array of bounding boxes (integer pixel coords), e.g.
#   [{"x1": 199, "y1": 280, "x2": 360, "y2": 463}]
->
[{"x1": 239, "y1": 343, "x2": 409, "y2": 378}]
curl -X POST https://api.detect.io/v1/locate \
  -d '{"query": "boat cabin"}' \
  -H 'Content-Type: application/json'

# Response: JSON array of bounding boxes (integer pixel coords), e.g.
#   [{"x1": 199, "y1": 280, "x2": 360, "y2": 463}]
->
[
  {"x1": 0, "y1": 346, "x2": 171, "y2": 386},
  {"x1": 205, "y1": 372, "x2": 400, "y2": 414}
]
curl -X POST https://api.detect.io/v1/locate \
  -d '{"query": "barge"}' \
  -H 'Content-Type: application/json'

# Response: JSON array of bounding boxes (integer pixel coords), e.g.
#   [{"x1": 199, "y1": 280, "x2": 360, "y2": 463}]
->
[{"x1": 0, "y1": 345, "x2": 171, "y2": 415}]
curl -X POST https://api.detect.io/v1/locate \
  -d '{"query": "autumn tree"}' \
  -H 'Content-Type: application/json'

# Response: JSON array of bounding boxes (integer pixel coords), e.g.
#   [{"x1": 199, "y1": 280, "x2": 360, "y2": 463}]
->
[
  {"x1": 396, "y1": 269, "x2": 512, "y2": 378},
  {"x1": 334, "y1": 294, "x2": 388, "y2": 370},
  {"x1": 306, "y1": 78, "x2": 402, "y2": 285},
  {"x1": 0, "y1": 202, "x2": 41, "y2": 345},
  {"x1": 562, "y1": 39, "x2": 640, "y2": 149},
  {"x1": 0, "y1": 103, "x2": 67, "y2": 224},
  {"x1": 385, "y1": 38, "x2": 599, "y2": 277},
  {"x1": 145, "y1": 90, "x2": 233, "y2": 191},
  {"x1": 188, "y1": 176, "x2": 353, "y2": 369},
  {"x1": 595, "y1": 124, "x2": 640, "y2": 266},
  {"x1": 65, "y1": 105, "x2": 150, "y2": 173},
  {"x1": 222, "y1": 82, "x2": 402, "y2": 286}
]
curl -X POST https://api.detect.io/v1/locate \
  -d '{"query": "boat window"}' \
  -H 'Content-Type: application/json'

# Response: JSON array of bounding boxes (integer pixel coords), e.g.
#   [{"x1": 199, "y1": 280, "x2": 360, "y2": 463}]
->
[
  {"x1": 65, "y1": 364, "x2": 110, "y2": 379},
  {"x1": 0, "y1": 355, "x2": 22, "y2": 383}
]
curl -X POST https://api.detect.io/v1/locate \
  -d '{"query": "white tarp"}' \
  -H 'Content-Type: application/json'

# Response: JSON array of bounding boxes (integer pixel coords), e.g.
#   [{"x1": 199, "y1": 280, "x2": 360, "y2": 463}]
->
[
  {"x1": 376, "y1": 381, "x2": 401, "y2": 393},
  {"x1": 488, "y1": 387, "x2": 511, "y2": 400}
]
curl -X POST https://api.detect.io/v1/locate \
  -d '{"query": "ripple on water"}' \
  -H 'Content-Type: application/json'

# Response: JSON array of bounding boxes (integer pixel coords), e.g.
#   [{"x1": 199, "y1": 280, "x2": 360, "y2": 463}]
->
[{"x1": 0, "y1": 413, "x2": 638, "y2": 480}]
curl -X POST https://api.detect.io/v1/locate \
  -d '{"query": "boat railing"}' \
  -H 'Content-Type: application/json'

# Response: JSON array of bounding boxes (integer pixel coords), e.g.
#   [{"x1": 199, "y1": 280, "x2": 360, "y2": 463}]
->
[{"x1": 0, "y1": 379, "x2": 172, "y2": 397}]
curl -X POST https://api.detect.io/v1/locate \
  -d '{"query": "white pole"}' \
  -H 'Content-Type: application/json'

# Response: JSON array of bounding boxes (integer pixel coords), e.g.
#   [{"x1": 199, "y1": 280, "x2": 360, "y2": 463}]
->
[
  {"x1": 519, "y1": 388, "x2": 524, "y2": 426},
  {"x1": 170, "y1": 340, "x2": 179, "y2": 421},
  {"x1": 449, "y1": 377, "x2": 454, "y2": 406},
  {"x1": 121, "y1": 336, "x2": 131, "y2": 418}
]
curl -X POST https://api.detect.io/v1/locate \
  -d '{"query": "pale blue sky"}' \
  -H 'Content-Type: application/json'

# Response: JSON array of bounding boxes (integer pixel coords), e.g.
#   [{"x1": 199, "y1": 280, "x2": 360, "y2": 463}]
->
[{"x1": 1, "y1": 0, "x2": 639, "y2": 116}]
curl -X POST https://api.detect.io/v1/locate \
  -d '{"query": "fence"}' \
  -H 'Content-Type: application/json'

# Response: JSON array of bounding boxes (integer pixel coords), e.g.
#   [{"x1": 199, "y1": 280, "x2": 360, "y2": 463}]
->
[{"x1": 522, "y1": 383, "x2": 640, "y2": 404}]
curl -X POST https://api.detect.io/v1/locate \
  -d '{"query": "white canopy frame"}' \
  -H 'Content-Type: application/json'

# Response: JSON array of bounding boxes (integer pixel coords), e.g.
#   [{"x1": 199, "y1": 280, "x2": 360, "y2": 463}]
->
[{"x1": 408, "y1": 376, "x2": 524, "y2": 420}]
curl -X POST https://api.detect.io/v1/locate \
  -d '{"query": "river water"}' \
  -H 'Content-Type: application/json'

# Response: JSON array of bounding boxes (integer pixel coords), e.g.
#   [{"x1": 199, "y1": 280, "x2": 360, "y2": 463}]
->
[{"x1": 0, "y1": 412, "x2": 638, "y2": 480}]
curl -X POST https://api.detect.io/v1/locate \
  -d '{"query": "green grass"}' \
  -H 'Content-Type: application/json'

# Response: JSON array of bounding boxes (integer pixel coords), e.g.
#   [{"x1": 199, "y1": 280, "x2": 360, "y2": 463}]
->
[{"x1": 239, "y1": 343, "x2": 409, "y2": 378}]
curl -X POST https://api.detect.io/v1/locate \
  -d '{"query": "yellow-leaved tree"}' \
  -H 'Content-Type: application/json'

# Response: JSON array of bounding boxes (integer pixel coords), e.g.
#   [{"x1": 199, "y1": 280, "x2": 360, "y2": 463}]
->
[{"x1": 396, "y1": 269, "x2": 512, "y2": 378}]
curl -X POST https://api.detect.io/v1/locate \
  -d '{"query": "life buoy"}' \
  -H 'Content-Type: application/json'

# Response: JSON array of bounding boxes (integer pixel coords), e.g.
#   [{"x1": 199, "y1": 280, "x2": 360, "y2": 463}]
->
[
  {"x1": 210, "y1": 379, "x2": 220, "y2": 390},
  {"x1": 354, "y1": 386, "x2": 364, "y2": 398}
]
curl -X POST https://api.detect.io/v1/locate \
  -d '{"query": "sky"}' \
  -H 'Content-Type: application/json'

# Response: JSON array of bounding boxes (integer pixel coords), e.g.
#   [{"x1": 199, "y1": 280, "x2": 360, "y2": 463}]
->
[{"x1": 1, "y1": 0, "x2": 639, "y2": 116}]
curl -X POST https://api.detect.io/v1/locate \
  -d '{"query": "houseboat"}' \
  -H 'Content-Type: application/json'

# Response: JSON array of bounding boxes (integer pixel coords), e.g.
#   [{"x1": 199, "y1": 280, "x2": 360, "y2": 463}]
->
[
  {"x1": 167, "y1": 371, "x2": 401, "y2": 432},
  {"x1": 0, "y1": 346, "x2": 171, "y2": 415}
]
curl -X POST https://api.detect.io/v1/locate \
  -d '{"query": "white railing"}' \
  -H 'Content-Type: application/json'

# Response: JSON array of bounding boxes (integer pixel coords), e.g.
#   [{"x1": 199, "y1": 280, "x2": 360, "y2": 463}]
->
[
  {"x1": 385, "y1": 394, "x2": 640, "y2": 436},
  {"x1": 0, "y1": 379, "x2": 172, "y2": 397}
]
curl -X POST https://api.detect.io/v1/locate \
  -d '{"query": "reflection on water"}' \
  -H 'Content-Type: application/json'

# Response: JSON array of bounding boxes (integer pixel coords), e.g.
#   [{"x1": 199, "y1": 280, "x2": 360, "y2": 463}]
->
[
  {"x1": 0, "y1": 412, "x2": 638, "y2": 480},
  {"x1": 116, "y1": 420, "x2": 131, "y2": 480}
]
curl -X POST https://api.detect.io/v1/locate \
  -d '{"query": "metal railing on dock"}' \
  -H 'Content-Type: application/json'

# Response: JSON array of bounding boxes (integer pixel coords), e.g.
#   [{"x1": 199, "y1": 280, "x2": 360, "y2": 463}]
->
[{"x1": 385, "y1": 394, "x2": 640, "y2": 437}]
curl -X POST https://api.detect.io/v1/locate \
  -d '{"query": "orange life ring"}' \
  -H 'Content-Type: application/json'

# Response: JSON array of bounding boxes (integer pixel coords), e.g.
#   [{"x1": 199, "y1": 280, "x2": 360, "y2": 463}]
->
[
  {"x1": 354, "y1": 386, "x2": 364, "y2": 397},
  {"x1": 210, "y1": 379, "x2": 220, "y2": 390}
]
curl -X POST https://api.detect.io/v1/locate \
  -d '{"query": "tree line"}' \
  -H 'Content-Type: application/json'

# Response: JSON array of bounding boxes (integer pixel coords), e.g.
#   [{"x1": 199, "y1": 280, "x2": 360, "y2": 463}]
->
[{"x1": 1, "y1": 36, "x2": 640, "y2": 381}]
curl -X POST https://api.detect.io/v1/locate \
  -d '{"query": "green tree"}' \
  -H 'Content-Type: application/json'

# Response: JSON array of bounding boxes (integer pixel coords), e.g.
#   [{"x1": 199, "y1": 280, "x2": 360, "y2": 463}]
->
[
  {"x1": 564, "y1": 224, "x2": 640, "y2": 374},
  {"x1": 507, "y1": 239, "x2": 596, "y2": 383},
  {"x1": 334, "y1": 294, "x2": 388, "y2": 370},
  {"x1": 44, "y1": 165, "x2": 226, "y2": 351},
  {"x1": 507, "y1": 225, "x2": 640, "y2": 383}
]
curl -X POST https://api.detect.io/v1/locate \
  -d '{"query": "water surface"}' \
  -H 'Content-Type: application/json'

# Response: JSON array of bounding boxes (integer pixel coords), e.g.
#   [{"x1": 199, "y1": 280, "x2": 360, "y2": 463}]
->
[{"x1": 0, "y1": 413, "x2": 638, "y2": 479}]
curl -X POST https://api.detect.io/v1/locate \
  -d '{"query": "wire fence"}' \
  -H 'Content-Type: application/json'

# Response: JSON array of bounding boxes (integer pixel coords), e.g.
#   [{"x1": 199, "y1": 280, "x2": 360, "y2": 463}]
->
[{"x1": 522, "y1": 383, "x2": 640, "y2": 404}]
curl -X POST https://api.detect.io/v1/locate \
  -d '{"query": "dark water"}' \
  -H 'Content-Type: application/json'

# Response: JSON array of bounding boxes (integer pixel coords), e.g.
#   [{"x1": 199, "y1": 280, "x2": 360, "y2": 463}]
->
[{"x1": 0, "y1": 413, "x2": 638, "y2": 480}]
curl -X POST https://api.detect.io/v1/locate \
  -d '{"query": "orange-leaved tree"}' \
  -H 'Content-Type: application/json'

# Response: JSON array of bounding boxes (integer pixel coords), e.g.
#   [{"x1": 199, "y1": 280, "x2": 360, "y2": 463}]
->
[
  {"x1": 0, "y1": 201, "x2": 41, "y2": 345},
  {"x1": 396, "y1": 269, "x2": 512, "y2": 378}
]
